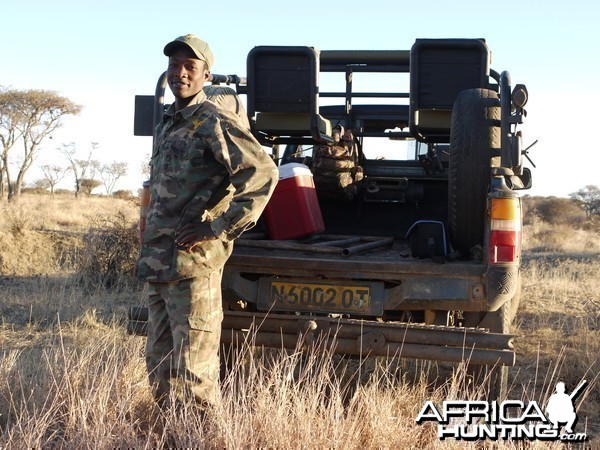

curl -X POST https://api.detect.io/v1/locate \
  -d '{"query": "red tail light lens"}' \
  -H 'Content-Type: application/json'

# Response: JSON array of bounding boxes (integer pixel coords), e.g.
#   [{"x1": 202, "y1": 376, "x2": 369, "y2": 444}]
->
[{"x1": 489, "y1": 198, "x2": 521, "y2": 264}]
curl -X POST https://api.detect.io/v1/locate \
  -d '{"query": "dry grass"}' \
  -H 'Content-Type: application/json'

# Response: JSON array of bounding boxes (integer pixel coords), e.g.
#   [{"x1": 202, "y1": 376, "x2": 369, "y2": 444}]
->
[
  {"x1": 523, "y1": 216, "x2": 600, "y2": 254},
  {"x1": 513, "y1": 255, "x2": 600, "y2": 427},
  {"x1": 0, "y1": 194, "x2": 598, "y2": 448},
  {"x1": 0, "y1": 193, "x2": 138, "y2": 277},
  {"x1": 0, "y1": 192, "x2": 138, "y2": 232}
]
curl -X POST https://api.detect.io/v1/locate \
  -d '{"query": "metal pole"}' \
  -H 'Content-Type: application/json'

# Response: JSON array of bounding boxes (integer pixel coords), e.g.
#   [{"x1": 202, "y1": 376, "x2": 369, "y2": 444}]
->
[
  {"x1": 128, "y1": 307, "x2": 515, "y2": 364},
  {"x1": 342, "y1": 237, "x2": 394, "y2": 256},
  {"x1": 221, "y1": 329, "x2": 514, "y2": 366},
  {"x1": 500, "y1": 70, "x2": 512, "y2": 168},
  {"x1": 220, "y1": 312, "x2": 513, "y2": 351},
  {"x1": 235, "y1": 239, "x2": 342, "y2": 255},
  {"x1": 313, "y1": 237, "x2": 361, "y2": 247},
  {"x1": 130, "y1": 306, "x2": 514, "y2": 351},
  {"x1": 153, "y1": 71, "x2": 168, "y2": 142}
]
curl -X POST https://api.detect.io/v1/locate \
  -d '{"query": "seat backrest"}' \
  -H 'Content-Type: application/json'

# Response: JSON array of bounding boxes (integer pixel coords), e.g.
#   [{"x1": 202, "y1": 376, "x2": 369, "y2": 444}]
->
[
  {"x1": 409, "y1": 39, "x2": 490, "y2": 142},
  {"x1": 246, "y1": 46, "x2": 331, "y2": 143},
  {"x1": 247, "y1": 46, "x2": 319, "y2": 116}
]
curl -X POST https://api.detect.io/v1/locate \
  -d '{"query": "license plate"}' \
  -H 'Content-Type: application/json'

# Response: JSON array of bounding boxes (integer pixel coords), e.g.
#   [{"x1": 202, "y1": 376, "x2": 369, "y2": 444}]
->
[{"x1": 257, "y1": 279, "x2": 384, "y2": 316}]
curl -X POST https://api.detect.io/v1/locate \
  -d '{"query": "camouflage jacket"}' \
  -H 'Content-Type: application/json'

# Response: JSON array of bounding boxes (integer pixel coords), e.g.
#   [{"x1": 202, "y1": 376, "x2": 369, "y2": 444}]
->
[{"x1": 137, "y1": 90, "x2": 278, "y2": 282}]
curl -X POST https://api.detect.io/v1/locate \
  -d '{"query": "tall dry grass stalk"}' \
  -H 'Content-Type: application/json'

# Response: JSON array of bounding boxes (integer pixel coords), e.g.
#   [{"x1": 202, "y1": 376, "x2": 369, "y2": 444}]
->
[
  {"x1": 513, "y1": 254, "x2": 600, "y2": 428},
  {"x1": 0, "y1": 316, "x2": 155, "y2": 448}
]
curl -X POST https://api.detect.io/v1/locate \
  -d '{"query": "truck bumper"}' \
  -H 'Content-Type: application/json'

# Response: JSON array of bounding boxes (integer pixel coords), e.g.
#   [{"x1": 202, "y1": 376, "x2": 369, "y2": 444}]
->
[{"x1": 217, "y1": 247, "x2": 519, "y2": 316}]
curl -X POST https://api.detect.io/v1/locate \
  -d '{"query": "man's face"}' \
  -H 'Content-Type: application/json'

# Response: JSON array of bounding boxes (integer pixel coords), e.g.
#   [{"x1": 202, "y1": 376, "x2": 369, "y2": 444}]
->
[{"x1": 167, "y1": 48, "x2": 210, "y2": 100}]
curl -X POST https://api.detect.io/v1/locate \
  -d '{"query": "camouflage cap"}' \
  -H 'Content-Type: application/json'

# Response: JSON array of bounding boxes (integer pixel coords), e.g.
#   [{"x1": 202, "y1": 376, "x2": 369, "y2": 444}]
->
[{"x1": 164, "y1": 34, "x2": 214, "y2": 69}]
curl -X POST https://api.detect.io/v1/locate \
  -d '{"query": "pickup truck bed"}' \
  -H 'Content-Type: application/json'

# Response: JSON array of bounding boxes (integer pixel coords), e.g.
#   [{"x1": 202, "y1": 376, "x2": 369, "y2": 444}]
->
[{"x1": 230, "y1": 236, "x2": 483, "y2": 278}]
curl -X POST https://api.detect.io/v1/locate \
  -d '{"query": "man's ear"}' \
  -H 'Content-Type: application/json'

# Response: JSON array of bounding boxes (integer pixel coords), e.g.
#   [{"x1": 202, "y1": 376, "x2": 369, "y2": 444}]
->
[{"x1": 204, "y1": 70, "x2": 211, "y2": 82}]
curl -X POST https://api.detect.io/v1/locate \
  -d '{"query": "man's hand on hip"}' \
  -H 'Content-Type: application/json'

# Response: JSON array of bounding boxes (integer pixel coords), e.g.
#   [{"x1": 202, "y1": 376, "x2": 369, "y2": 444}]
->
[{"x1": 175, "y1": 222, "x2": 218, "y2": 250}]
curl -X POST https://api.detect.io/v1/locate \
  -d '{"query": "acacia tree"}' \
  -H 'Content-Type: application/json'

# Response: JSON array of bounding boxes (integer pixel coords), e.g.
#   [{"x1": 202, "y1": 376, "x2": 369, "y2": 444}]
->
[
  {"x1": 0, "y1": 88, "x2": 81, "y2": 200},
  {"x1": 30, "y1": 178, "x2": 50, "y2": 192},
  {"x1": 60, "y1": 142, "x2": 100, "y2": 197},
  {"x1": 80, "y1": 178, "x2": 102, "y2": 196},
  {"x1": 41, "y1": 164, "x2": 71, "y2": 196},
  {"x1": 99, "y1": 161, "x2": 128, "y2": 195},
  {"x1": 570, "y1": 185, "x2": 600, "y2": 219}
]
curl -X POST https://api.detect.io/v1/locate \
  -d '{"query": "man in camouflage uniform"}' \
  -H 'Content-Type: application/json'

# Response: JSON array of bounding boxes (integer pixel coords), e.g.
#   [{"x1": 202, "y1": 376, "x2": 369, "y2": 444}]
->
[{"x1": 137, "y1": 34, "x2": 278, "y2": 409}]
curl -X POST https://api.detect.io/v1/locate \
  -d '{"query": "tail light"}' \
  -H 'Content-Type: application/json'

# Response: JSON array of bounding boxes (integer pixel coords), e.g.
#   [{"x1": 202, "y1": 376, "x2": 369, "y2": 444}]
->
[
  {"x1": 139, "y1": 180, "x2": 150, "y2": 245},
  {"x1": 489, "y1": 197, "x2": 521, "y2": 264}
]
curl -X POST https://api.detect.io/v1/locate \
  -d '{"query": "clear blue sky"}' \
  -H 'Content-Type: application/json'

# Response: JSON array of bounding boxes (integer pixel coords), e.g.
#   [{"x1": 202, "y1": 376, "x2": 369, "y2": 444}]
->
[{"x1": 1, "y1": 0, "x2": 598, "y2": 196}]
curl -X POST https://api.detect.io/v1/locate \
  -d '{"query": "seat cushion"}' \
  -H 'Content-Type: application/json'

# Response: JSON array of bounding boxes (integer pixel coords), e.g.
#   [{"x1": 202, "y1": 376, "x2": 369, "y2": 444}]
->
[
  {"x1": 415, "y1": 109, "x2": 452, "y2": 131},
  {"x1": 256, "y1": 112, "x2": 332, "y2": 138}
]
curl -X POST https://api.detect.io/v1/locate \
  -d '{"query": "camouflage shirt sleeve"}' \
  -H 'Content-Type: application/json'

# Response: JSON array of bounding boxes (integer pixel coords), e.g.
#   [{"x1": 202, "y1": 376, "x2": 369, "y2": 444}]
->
[{"x1": 208, "y1": 109, "x2": 279, "y2": 241}]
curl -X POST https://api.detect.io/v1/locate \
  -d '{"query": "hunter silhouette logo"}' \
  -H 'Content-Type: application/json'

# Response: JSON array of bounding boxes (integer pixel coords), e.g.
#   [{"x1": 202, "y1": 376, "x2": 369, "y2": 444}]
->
[
  {"x1": 546, "y1": 380, "x2": 586, "y2": 434},
  {"x1": 416, "y1": 380, "x2": 589, "y2": 442}
]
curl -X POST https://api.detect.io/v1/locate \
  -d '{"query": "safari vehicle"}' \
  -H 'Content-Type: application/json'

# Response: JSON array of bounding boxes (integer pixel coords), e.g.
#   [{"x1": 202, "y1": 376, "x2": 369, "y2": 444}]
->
[{"x1": 129, "y1": 39, "x2": 533, "y2": 399}]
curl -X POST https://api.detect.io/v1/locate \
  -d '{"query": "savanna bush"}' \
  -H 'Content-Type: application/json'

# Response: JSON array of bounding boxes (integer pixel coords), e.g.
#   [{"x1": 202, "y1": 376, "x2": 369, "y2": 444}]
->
[
  {"x1": 2, "y1": 202, "x2": 34, "y2": 235},
  {"x1": 75, "y1": 211, "x2": 140, "y2": 290},
  {"x1": 522, "y1": 196, "x2": 586, "y2": 227},
  {"x1": 112, "y1": 189, "x2": 135, "y2": 201}
]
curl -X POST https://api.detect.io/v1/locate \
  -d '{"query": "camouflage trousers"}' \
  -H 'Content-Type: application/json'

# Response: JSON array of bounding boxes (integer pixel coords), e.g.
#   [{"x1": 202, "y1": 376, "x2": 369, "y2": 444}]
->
[{"x1": 145, "y1": 270, "x2": 223, "y2": 409}]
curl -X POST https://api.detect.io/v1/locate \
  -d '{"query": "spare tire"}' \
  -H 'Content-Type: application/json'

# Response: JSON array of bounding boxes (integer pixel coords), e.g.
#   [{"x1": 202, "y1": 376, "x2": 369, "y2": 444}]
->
[{"x1": 448, "y1": 88, "x2": 500, "y2": 257}]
